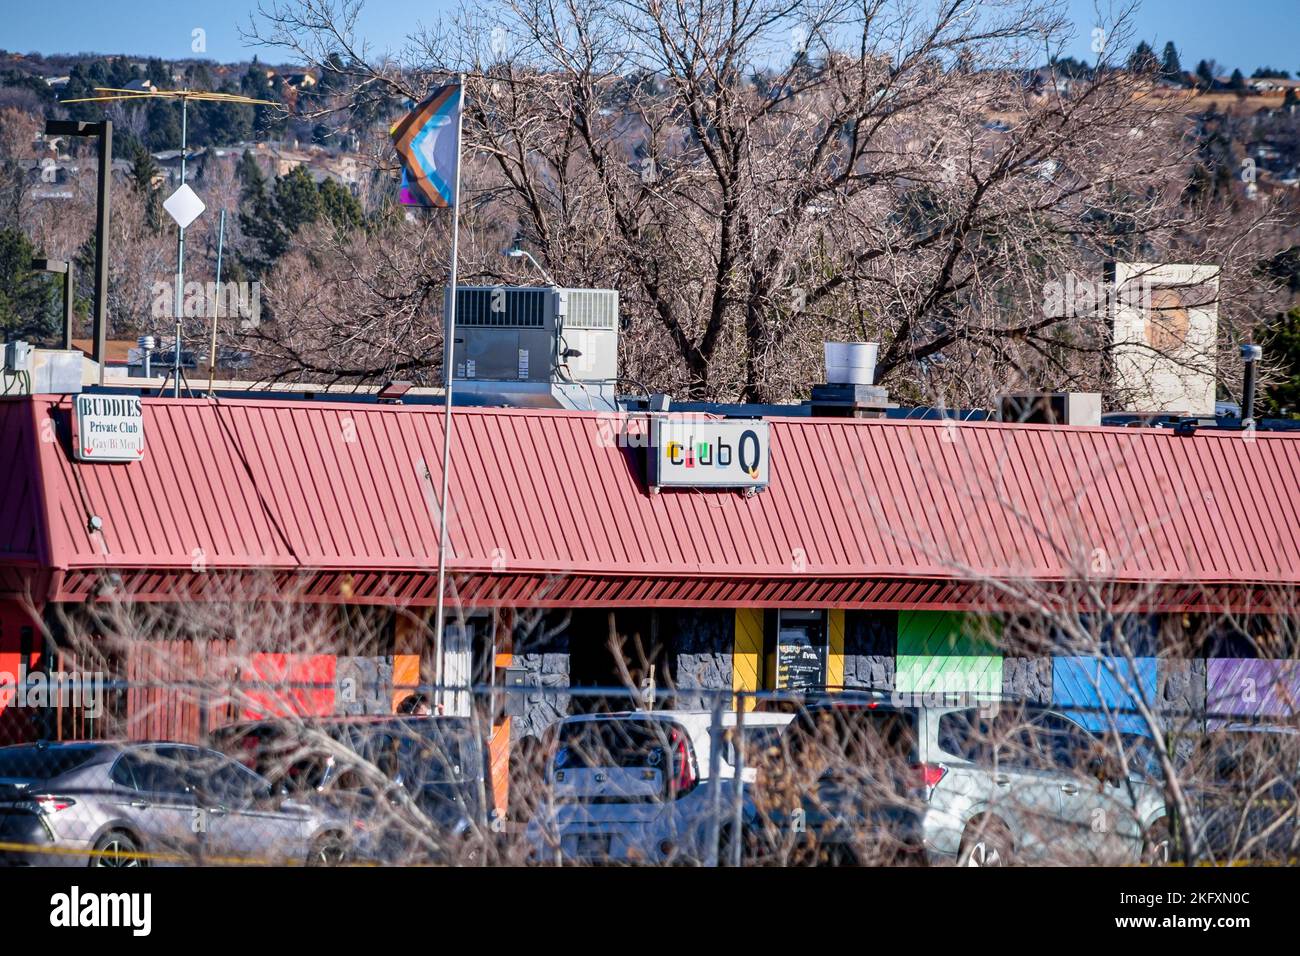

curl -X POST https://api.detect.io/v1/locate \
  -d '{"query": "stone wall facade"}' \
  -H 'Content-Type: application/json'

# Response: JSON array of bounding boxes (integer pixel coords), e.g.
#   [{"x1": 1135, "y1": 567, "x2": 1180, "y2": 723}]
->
[
  {"x1": 1002, "y1": 657, "x2": 1052, "y2": 703},
  {"x1": 667, "y1": 608, "x2": 734, "y2": 709},
  {"x1": 513, "y1": 620, "x2": 570, "y2": 741},
  {"x1": 843, "y1": 610, "x2": 897, "y2": 691}
]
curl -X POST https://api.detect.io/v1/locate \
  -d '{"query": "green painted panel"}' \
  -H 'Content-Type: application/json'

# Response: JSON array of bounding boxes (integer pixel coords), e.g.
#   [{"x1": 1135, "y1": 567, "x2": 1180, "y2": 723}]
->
[{"x1": 896, "y1": 611, "x2": 1002, "y2": 695}]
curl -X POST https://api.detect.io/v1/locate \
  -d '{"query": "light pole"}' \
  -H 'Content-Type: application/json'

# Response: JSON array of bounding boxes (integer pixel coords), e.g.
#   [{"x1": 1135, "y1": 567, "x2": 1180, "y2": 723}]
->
[
  {"x1": 30, "y1": 258, "x2": 74, "y2": 349},
  {"x1": 43, "y1": 120, "x2": 110, "y2": 384}
]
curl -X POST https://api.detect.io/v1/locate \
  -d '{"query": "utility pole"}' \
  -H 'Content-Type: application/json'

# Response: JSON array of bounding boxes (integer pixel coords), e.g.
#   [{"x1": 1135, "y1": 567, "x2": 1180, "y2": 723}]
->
[{"x1": 44, "y1": 120, "x2": 111, "y2": 384}]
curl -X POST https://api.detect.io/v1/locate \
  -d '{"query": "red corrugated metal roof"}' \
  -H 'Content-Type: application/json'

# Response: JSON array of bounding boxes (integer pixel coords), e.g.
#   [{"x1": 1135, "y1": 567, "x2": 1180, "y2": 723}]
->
[
  {"x1": 0, "y1": 399, "x2": 47, "y2": 568},
  {"x1": 3, "y1": 395, "x2": 1300, "y2": 606}
]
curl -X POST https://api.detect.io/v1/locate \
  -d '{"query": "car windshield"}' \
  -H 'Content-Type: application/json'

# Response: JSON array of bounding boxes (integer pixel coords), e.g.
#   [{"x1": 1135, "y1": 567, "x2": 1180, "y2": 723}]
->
[{"x1": 555, "y1": 718, "x2": 680, "y2": 769}]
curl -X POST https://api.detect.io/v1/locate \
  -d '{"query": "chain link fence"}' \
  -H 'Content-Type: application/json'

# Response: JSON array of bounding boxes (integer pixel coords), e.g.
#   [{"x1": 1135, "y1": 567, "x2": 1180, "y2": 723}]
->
[{"x1": 2, "y1": 671, "x2": 1299, "y2": 867}]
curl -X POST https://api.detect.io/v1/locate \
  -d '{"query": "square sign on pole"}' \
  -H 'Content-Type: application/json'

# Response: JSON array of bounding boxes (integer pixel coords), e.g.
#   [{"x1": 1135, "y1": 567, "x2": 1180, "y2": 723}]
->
[{"x1": 163, "y1": 183, "x2": 205, "y2": 229}]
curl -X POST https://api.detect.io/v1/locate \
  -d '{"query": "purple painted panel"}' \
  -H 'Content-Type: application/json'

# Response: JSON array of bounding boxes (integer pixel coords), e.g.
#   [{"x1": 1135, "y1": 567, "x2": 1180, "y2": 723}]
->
[{"x1": 1206, "y1": 659, "x2": 1300, "y2": 725}]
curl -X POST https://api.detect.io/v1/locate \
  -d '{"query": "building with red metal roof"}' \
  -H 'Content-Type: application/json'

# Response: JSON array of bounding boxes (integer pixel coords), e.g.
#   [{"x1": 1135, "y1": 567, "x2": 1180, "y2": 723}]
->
[
  {"x1": 5, "y1": 394, "x2": 1298, "y2": 607},
  {"x1": 2, "y1": 392, "x2": 1299, "y2": 756}
]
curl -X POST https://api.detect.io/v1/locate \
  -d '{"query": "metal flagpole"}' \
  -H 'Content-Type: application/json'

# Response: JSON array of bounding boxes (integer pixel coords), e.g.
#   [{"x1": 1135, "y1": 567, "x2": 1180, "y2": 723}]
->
[
  {"x1": 207, "y1": 208, "x2": 226, "y2": 397},
  {"x1": 432, "y1": 76, "x2": 466, "y2": 712}
]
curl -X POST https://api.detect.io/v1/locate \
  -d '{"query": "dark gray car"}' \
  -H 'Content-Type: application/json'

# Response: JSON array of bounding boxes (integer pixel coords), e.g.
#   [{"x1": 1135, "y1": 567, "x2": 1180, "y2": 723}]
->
[{"x1": 0, "y1": 741, "x2": 352, "y2": 867}]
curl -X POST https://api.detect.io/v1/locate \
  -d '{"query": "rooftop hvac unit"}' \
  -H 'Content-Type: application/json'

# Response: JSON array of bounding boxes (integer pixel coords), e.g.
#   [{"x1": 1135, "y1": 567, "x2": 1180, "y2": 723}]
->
[{"x1": 446, "y1": 286, "x2": 619, "y2": 385}]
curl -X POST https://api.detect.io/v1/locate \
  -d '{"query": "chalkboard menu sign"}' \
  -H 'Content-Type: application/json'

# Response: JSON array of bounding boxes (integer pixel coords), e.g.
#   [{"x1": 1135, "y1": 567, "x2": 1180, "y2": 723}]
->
[{"x1": 777, "y1": 628, "x2": 827, "y2": 692}]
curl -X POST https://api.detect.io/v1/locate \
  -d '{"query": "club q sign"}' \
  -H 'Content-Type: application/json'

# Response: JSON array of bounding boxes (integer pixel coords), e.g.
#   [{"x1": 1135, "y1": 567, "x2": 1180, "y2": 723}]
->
[
  {"x1": 71, "y1": 394, "x2": 145, "y2": 463},
  {"x1": 649, "y1": 416, "x2": 769, "y2": 491}
]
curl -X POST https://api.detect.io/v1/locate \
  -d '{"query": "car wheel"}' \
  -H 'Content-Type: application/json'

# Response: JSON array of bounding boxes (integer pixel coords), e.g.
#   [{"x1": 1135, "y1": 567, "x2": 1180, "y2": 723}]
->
[
  {"x1": 453, "y1": 832, "x2": 486, "y2": 867},
  {"x1": 1142, "y1": 819, "x2": 1172, "y2": 865},
  {"x1": 959, "y1": 819, "x2": 1012, "y2": 867},
  {"x1": 307, "y1": 834, "x2": 348, "y2": 867},
  {"x1": 91, "y1": 831, "x2": 144, "y2": 868}
]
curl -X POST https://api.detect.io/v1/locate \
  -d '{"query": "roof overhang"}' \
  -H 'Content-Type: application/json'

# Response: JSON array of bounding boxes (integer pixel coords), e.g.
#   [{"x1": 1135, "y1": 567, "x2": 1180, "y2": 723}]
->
[{"x1": 22, "y1": 567, "x2": 1300, "y2": 615}]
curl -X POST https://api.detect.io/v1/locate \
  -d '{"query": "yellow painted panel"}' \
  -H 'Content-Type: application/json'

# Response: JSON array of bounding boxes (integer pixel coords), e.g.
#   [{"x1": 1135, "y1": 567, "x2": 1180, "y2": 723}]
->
[
  {"x1": 733, "y1": 608, "x2": 764, "y2": 711},
  {"x1": 827, "y1": 609, "x2": 845, "y2": 692}
]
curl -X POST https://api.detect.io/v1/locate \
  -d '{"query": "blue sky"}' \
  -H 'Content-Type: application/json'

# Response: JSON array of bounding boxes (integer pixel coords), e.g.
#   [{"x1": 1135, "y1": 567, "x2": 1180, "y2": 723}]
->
[{"x1": 5, "y1": 0, "x2": 1298, "y2": 75}]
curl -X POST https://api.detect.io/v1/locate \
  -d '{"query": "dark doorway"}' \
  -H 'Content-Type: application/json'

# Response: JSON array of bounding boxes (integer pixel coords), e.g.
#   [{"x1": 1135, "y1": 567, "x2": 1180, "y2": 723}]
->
[{"x1": 566, "y1": 609, "x2": 670, "y2": 713}]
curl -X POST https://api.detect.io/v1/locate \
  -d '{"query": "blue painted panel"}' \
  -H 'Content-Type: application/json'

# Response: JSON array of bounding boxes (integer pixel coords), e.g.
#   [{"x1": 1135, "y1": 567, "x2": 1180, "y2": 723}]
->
[{"x1": 1052, "y1": 656, "x2": 1157, "y2": 736}]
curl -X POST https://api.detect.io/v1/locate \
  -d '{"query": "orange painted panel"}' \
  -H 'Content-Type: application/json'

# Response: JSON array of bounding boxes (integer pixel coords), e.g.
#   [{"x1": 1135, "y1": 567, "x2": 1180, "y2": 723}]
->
[
  {"x1": 392, "y1": 653, "x2": 420, "y2": 712},
  {"x1": 489, "y1": 717, "x2": 510, "y2": 817}
]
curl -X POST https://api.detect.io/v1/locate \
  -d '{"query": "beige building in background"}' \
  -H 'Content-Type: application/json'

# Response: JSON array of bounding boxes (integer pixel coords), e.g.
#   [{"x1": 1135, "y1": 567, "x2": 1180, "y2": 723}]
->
[{"x1": 1110, "y1": 262, "x2": 1221, "y2": 415}]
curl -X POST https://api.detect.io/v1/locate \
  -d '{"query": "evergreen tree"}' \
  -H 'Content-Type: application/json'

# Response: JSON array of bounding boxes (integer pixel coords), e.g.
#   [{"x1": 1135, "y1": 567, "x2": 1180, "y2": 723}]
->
[
  {"x1": 87, "y1": 59, "x2": 109, "y2": 87},
  {"x1": 1195, "y1": 60, "x2": 1216, "y2": 90},
  {"x1": 237, "y1": 150, "x2": 267, "y2": 201},
  {"x1": 240, "y1": 59, "x2": 284, "y2": 138},
  {"x1": 1160, "y1": 42, "x2": 1182, "y2": 81},
  {"x1": 318, "y1": 178, "x2": 363, "y2": 232},
  {"x1": 146, "y1": 57, "x2": 170, "y2": 89},
  {"x1": 273, "y1": 164, "x2": 322, "y2": 232},
  {"x1": 0, "y1": 228, "x2": 61, "y2": 344},
  {"x1": 1128, "y1": 41, "x2": 1159, "y2": 74},
  {"x1": 61, "y1": 65, "x2": 103, "y2": 122},
  {"x1": 1259, "y1": 307, "x2": 1300, "y2": 417},
  {"x1": 239, "y1": 162, "x2": 368, "y2": 273},
  {"x1": 316, "y1": 52, "x2": 347, "y2": 97},
  {"x1": 106, "y1": 57, "x2": 133, "y2": 89},
  {"x1": 1229, "y1": 69, "x2": 1246, "y2": 92},
  {"x1": 145, "y1": 99, "x2": 182, "y2": 151},
  {"x1": 189, "y1": 62, "x2": 214, "y2": 90},
  {"x1": 130, "y1": 142, "x2": 162, "y2": 231},
  {"x1": 238, "y1": 156, "x2": 290, "y2": 276}
]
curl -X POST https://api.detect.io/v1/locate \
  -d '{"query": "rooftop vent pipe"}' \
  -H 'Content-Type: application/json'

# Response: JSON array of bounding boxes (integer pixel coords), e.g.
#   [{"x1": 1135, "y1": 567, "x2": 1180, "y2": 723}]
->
[
  {"x1": 824, "y1": 342, "x2": 878, "y2": 385},
  {"x1": 810, "y1": 341, "x2": 896, "y2": 418},
  {"x1": 1241, "y1": 343, "x2": 1262, "y2": 427},
  {"x1": 138, "y1": 335, "x2": 155, "y2": 378}
]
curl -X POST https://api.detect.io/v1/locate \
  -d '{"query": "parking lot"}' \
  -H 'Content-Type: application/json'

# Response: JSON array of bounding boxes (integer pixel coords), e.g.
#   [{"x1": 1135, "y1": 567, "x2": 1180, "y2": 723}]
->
[{"x1": 2, "y1": 679, "x2": 1297, "y2": 869}]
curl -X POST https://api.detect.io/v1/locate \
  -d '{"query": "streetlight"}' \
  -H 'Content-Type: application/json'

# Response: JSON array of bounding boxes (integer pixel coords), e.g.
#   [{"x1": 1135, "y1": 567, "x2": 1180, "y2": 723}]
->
[
  {"x1": 43, "y1": 119, "x2": 110, "y2": 384},
  {"x1": 505, "y1": 238, "x2": 558, "y2": 286},
  {"x1": 30, "y1": 258, "x2": 74, "y2": 349}
]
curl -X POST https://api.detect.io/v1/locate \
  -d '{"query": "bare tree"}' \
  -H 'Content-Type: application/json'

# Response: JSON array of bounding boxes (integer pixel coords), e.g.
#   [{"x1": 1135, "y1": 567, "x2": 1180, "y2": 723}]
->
[{"x1": 243, "y1": 0, "x2": 1287, "y2": 403}]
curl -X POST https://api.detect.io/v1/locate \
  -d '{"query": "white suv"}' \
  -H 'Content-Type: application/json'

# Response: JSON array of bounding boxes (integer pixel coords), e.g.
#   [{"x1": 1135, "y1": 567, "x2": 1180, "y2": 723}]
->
[{"x1": 526, "y1": 709, "x2": 792, "y2": 865}]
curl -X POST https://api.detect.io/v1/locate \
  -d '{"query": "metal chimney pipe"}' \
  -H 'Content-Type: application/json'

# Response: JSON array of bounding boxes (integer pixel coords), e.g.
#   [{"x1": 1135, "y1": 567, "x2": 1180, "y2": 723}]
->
[
  {"x1": 1241, "y1": 343, "x2": 1262, "y2": 426},
  {"x1": 139, "y1": 335, "x2": 155, "y2": 379}
]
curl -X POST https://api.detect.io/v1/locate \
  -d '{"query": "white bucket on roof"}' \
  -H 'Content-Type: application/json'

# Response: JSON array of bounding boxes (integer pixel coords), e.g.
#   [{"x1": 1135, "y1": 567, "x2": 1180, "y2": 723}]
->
[{"x1": 824, "y1": 341, "x2": 878, "y2": 385}]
